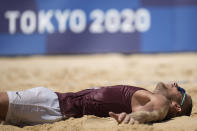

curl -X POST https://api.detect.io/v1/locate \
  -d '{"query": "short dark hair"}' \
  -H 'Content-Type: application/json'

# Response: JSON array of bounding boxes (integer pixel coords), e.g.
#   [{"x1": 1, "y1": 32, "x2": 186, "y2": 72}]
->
[
  {"x1": 181, "y1": 94, "x2": 193, "y2": 116},
  {"x1": 164, "y1": 94, "x2": 192, "y2": 120},
  {"x1": 185, "y1": 95, "x2": 193, "y2": 116}
]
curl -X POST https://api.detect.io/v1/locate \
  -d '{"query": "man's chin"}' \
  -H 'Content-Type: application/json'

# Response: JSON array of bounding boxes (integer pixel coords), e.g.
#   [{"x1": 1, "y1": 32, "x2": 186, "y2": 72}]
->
[{"x1": 156, "y1": 82, "x2": 167, "y2": 89}]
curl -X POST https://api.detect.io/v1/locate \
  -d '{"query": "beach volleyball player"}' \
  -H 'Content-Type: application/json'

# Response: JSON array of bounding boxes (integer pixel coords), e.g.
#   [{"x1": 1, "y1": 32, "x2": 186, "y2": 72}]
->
[{"x1": 0, "y1": 82, "x2": 192, "y2": 125}]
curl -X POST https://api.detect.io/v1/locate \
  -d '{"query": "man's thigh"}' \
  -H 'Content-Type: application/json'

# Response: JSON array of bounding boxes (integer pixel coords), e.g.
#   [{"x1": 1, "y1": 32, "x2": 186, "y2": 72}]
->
[{"x1": 6, "y1": 87, "x2": 62, "y2": 125}]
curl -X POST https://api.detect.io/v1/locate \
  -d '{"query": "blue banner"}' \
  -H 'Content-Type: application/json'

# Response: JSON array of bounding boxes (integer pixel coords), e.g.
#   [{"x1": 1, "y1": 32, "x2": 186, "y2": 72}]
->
[{"x1": 0, "y1": 0, "x2": 197, "y2": 55}]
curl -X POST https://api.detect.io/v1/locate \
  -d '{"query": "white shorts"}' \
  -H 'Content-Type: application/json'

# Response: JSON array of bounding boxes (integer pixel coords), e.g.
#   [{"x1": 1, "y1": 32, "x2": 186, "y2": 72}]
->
[{"x1": 6, "y1": 87, "x2": 63, "y2": 125}]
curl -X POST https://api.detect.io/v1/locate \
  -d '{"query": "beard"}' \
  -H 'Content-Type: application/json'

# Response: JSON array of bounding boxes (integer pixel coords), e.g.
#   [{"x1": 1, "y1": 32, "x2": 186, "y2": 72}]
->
[
  {"x1": 154, "y1": 82, "x2": 167, "y2": 93},
  {"x1": 153, "y1": 82, "x2": 172, "y2": 101}
]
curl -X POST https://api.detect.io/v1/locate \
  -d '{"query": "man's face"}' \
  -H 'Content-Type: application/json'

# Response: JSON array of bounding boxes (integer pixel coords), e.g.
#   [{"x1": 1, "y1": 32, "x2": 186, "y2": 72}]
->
[
  {"x1": 162, "y1": 82, "x2": 186, "y2": 117},
  {"x1": 164, "y1": 82, "x2": 183, "y2": 104}
]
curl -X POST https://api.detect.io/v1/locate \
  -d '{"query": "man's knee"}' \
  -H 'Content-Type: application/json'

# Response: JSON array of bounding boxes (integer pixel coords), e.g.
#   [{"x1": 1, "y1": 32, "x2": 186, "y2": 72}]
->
[{"x1": 0, "y1": 92, "x2": 9, "y2": 121}]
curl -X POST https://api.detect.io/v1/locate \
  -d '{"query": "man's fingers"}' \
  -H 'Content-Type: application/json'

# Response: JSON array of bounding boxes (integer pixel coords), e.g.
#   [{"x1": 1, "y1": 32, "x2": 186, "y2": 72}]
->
[
  {"x1": 118, "y1": 112, "x2": 126, "y2": 122},
  {"x1": 109, "y1": 112, "x2": 138, "y2": 125},
  {"x1": 109, "y1": 112, "x2": 127, "y2": 124},
  {"x1": 129, "y1": 118, "x2": 135, "y2": 125},
  {"x1": 109, "y1": 112, "x2": 119, "y2": 122},
  {"x1": 123, "y1": 115, "x2": 130, "y2": 124}
]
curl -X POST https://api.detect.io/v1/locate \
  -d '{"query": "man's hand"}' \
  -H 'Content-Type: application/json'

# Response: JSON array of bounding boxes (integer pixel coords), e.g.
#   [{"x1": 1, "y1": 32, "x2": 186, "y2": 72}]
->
[{"x1": 109, "y1": 112, "x2": 139, "y2": 124}]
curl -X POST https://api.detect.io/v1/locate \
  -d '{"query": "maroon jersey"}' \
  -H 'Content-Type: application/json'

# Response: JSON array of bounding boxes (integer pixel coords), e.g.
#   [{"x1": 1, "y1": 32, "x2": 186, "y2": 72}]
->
[{"x1": 56, "y1": 85, "x2": 144, "y2": 118}]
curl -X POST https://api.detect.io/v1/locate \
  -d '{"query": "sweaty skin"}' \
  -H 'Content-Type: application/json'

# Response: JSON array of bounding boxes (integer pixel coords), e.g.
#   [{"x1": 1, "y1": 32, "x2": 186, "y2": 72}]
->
[
  {"x1": 131, "y1": 90, "x2": 169, "y2": 122},
  {"x1": 109, "y1": 89, "x2": 169, "y2": 124},
  {"x1": 109, "y1": 82, "x2": 184, "y2": 124}
]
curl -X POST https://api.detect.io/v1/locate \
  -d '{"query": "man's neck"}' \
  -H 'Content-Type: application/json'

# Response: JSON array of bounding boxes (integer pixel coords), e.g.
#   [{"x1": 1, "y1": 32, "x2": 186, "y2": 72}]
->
[{"x1": 153, "y1": 87, "x2": 170, "y2": 100}]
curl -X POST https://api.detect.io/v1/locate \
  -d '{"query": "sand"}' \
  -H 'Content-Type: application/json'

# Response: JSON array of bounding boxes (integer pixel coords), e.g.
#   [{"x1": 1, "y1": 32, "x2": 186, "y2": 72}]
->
[{"x1": 0, "y1": 53, "x2": 197, "y2": 131}]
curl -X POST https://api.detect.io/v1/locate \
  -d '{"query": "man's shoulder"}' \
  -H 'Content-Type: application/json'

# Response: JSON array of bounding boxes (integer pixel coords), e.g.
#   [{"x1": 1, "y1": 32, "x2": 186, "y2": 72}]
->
[{"x1": 133, "y1": 90, "x2": 169, "y2": 103}]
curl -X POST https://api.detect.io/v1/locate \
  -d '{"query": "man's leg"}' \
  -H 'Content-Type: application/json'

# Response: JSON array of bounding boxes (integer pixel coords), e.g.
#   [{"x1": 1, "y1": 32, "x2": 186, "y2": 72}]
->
[
  {"x1": 4, "y1": 87, "x2": 62, "y2": 125},
  {"x1": 0, "y1": 92, "x2": 9, "y2": 121}
]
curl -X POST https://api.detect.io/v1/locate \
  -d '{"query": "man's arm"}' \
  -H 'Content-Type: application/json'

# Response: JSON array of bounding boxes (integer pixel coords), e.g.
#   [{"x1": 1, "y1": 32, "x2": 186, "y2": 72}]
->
[{"x1": 109, "y1": 96, "x2": 169, "y2": 124}]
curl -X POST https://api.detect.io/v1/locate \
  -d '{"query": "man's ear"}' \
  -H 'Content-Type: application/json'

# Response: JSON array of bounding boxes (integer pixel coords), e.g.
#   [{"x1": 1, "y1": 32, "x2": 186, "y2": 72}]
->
[{"x1": 175, "y1": 104, "x2": 182, "y2": 112}]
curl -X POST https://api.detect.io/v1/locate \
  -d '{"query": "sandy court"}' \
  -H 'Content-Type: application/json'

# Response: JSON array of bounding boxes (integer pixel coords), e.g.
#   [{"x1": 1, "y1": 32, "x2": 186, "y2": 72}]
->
[{"x1": 0, "y1": 53, "x2": 197, "y2": 131}]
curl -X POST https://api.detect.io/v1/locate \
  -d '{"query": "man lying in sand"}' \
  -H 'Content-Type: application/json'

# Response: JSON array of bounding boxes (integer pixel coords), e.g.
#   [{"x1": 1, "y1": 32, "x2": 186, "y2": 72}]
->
[{"x1": 0, "y1": 82, "x2": 192, "y2": 125}]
